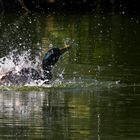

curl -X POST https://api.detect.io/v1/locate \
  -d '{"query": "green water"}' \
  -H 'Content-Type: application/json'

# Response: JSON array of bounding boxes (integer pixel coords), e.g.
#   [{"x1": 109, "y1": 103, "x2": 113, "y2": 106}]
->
[{"x1": 0, "y1": 12, "x2": 140, "y2": 139}]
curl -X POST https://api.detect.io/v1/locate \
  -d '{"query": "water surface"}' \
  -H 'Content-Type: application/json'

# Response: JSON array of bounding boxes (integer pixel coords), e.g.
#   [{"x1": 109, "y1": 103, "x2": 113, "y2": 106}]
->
[{"x1": 0, "y1": 12, "x2": 140, "y2": 139}]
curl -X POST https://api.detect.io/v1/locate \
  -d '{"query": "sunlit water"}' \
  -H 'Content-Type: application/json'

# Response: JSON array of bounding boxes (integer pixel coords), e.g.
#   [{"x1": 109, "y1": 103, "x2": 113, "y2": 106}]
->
[{"x1": 0, "y1": 12, "x2": 140, "y2": 139}]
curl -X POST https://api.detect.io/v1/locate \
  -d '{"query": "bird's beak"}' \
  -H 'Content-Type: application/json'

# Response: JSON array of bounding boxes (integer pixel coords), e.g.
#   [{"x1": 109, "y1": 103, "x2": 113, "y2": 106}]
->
[
  {"x1": 64, "y1": 43, "x2": 71, "y2": 49},
  {"x1": 60, "y1": 43, "x2": 71, "y2": 55}
]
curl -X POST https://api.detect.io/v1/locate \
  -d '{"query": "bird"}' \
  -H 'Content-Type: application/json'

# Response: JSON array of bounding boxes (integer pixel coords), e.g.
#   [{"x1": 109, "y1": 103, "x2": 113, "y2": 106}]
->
[{"x1": 0, "y1": 43, "x2": 71, "y2": 86}]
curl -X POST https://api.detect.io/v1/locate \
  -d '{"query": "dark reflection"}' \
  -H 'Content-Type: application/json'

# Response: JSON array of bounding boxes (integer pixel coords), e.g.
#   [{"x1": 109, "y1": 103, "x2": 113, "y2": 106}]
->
[{"x1": 0, "y1": 87, "x2": 140, "y2": 139}]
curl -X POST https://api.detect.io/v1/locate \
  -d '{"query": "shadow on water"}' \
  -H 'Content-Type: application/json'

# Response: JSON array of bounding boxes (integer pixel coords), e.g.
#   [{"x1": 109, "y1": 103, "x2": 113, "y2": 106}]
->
[{"x1": 0, "y1": 12, "x2": 140, "y2": 139}]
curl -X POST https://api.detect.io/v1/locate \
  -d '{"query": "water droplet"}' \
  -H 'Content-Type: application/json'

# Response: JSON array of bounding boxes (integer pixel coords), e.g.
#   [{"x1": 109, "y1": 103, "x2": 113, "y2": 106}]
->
[
  {"x1": 37, "y1": 42, "x2": 40, "y2": 46},
  {"x1": 97, "y1": 66, "x2": 101, "y2": 71},
  {"x1": 116, "y1": 80, "x2": 120, "y2": 84},
  {"x1": 62, "y1": 2, "x2": 66, "y2": 5},
  {"x1": 136, "y1": 20, "x2": 139, "y2": 24}
]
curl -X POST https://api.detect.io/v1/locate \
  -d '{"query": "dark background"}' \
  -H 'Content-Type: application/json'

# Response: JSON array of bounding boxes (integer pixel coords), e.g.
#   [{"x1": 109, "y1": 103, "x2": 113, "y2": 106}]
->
[{"x1": 0, "y1": 0, "x2": 139, "y2": 14}]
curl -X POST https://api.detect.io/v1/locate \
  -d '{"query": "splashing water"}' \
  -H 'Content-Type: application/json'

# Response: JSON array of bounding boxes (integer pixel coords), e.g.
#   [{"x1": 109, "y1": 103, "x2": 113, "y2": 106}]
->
[
  {"x1": 0, "y1": 49, "x2": 124, "y2": 89},
  {"x1": 0, "y1": 50, "x2": 43, "y2": 86},
  {"x1": 0, "y1": 47, "x2": 137, "y2": 89},
  {"x1": 0, "y1": 50, "x2": 32, "y2": 75}
]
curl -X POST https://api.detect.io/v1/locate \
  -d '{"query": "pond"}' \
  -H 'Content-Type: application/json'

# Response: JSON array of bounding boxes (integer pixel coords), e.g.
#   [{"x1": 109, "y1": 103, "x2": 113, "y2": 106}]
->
[{"x1": 0, "y1": 12, "x2": 140, "y2": 139}]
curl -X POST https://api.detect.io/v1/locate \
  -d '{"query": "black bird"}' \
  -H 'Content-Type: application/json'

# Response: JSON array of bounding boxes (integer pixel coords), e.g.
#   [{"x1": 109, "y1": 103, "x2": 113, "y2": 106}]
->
[{"x1": 0, "y1": 44, "x2": 71, "y2": 86}]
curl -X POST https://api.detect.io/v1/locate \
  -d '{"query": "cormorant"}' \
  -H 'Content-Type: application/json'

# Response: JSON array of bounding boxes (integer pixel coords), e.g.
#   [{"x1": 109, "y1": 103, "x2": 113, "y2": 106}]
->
[{"x1": 0, "y1": 43, "x2": 71, "y2": 85}]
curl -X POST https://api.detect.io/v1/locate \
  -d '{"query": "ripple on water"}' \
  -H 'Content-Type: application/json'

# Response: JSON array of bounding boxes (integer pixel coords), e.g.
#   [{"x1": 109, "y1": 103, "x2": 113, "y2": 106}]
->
[{"x1": 0, "y1": 77, "x2": 139, "y2": 92}]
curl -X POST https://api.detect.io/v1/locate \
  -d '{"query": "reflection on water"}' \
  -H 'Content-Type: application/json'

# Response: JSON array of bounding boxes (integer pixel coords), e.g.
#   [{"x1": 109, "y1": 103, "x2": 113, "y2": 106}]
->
[
  {"x1": 0, "y1": 87, "x2": 140, "y2": 139},
  {"x1": 0, "y1": 12, "x2": 140, "y2": 139}
]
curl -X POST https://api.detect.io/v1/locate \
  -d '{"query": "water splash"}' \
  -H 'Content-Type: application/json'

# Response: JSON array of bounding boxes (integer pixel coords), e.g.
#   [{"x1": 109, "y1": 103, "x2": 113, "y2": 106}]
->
[
  {"x1": 0, "y1": 50, "x2": 42, "y2": 85},
  {"x1": 0, "y1": 49, "x2": 138, "y2": 89},
  {"x1": 0, "y1": 50, "x2": 32, "y2": 74}
]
